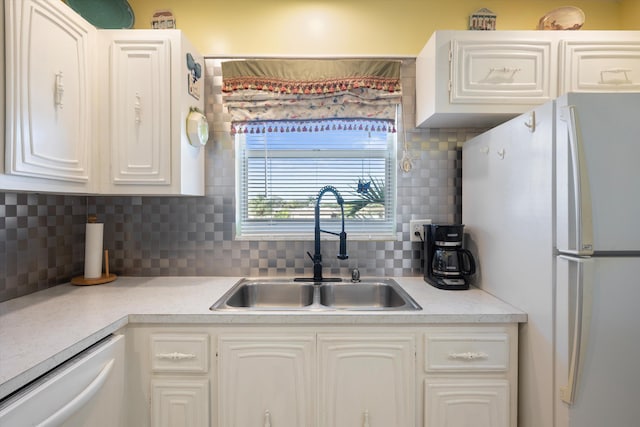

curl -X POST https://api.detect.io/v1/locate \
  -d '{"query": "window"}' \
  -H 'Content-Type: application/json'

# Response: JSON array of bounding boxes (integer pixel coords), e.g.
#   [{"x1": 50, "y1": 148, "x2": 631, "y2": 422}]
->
[{"x1": 235, "y1": 118, "x2": 397, "y2": 239}]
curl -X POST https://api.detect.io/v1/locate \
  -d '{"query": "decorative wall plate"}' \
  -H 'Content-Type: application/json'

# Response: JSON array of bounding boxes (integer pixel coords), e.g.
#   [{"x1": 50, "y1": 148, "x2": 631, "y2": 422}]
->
[
  {"x1": 66, "y1": 0, "x2": 135, "y2": 29},
  {"x1": 186, "y1": 108, "x2": 209, "y2": 147},
  {"x1": 537, "y1": 6, "x2": 585, "y2": 30}
]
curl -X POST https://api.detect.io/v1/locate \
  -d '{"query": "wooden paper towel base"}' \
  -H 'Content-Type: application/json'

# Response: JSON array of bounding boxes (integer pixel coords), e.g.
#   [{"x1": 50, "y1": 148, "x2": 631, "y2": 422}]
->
[
  {"x1": 72, "y1": 249, "x2": 116, "y2": 285},
  {"x1": 71, "y1": 274, "x2": 118, "y2": 286}
]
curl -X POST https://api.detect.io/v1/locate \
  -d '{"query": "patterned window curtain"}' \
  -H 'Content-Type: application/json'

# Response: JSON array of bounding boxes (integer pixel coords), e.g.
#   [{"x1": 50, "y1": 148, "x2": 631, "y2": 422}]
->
[{"x1": 221, "y1": 59, "x2": 402, "y2": 133}]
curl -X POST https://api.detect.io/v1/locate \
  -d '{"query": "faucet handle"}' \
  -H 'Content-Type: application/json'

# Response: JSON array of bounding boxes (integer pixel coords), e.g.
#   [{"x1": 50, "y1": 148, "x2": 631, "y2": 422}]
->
[
  {"x1": 337, "y1": 231, "x2": 348, "y2": 260},
  {"x1": 351, "y1": 268, "x2": 361, "y2": 283}
]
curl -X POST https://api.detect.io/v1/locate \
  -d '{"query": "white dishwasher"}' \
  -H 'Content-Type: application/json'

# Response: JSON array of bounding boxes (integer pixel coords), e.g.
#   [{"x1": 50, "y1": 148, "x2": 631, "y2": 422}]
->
[{"x1": 0, "y1": 334, "x2": 126, "y2": 427}]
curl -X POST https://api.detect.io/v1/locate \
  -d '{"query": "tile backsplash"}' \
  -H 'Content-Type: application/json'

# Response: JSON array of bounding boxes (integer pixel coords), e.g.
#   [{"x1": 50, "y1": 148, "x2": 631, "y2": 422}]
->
[
  {"x1": 0, "y1": 59, "x2": 480, "y2": 302},
  {"x1": 0, "y1": 193, "x2": 86, "y2": 301}
]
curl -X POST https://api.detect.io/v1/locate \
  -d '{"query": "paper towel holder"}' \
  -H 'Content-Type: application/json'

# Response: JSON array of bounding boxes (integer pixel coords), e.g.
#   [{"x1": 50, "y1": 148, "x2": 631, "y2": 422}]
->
[{"x1": 71, "y1": 249, "x2": 118, "y2": 285}]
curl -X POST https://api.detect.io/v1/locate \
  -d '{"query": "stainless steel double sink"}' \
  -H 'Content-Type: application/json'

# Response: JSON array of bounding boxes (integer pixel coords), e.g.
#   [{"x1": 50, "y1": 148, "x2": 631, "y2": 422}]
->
[{"x1": 210, "y1": 278, "x2": 421, "y2": 311}]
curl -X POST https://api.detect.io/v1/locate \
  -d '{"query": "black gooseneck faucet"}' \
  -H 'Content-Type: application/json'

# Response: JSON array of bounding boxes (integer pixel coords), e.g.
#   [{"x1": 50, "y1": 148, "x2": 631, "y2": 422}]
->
[{"x1": 303, "y1": 185, "x2": 348, "y2": 282}]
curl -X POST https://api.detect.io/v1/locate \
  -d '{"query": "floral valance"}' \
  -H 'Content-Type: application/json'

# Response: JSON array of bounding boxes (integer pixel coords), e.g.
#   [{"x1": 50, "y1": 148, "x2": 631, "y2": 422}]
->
[
  {"x1": 222, "y1": 59, "x2": 401, "y2": 95},
  {"x1": 221, "y1": 59, "x2": 402, "y2": 126}
]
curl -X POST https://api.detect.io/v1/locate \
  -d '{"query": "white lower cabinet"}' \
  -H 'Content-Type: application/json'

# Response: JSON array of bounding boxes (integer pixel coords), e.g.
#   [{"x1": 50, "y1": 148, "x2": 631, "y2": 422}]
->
[
  {"x1": 125, "y1": 327, "x2": 213, "y2": 427},
  {"x1": 422, "y1": 326, "x2": 517, "y2": 427},
  {"x1": 126, "y1": 324, "x2": 517, "y2": 427},
  {"x1": 217, "y1": 329, "x2": 415, "y2": 427},
  {"x1": 218, "y1": 334, "x2": 315, "y2": 427},
  {"x1": 318, "y1": 334, "x2": 415, "y2": 427}
]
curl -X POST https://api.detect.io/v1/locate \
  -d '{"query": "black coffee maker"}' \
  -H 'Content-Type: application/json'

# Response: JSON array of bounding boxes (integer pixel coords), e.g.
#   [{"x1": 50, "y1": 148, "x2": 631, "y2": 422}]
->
[{"x1": 424, "y1": 224, "x2": 476, "y2": 290}]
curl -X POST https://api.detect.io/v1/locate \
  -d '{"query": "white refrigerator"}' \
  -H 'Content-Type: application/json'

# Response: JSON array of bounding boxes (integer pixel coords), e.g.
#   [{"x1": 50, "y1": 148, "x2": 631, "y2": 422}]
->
[{"x1": 462, "y1": 92, "x2": 640, "y2": 427}]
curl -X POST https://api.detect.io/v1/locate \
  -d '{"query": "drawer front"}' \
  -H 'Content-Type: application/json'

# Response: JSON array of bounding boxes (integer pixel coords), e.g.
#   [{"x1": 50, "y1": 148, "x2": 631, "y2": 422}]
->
[
  {"x1": 425, "y1": 333, "x2": 509, "y2": 372},
  {"x1": 150, "y1": 333, "x2": 209, "y2": 373},
  {"x1": 451, "y1": 40, "x2": 554, "y2": 104},
  {"x1": 559, "y1": 41, "x2": 640, "y2": 93}
]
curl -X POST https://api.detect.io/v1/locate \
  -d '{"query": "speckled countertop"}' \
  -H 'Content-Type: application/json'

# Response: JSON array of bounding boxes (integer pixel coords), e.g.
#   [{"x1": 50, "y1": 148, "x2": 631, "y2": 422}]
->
[{"x1": 0, "y1": 276, "x2": 526, "y2": 399}]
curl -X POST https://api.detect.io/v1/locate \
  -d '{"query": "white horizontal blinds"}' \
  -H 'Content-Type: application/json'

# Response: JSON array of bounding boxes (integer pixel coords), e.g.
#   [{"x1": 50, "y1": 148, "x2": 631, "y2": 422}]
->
[{"x1": 237, "y1": 121, "x2": 396, "y2": 236}]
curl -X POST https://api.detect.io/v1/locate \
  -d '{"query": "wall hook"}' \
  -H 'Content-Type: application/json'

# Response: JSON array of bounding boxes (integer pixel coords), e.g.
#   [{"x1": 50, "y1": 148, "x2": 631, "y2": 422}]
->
[{"x1": 524, "y1": 111, "x2": 536, "y2": 133}]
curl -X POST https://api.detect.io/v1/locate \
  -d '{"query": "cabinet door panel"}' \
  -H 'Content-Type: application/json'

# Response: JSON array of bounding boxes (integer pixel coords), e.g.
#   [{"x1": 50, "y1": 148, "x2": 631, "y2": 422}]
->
[
  {"x1": 5, "y1": 0, "x2": 93, "y2": 182},
  {"x1": 425, "y1": 380, "x2": 509, "y2": 427},
  {"x1": 151, "y1": 379, "x2": 209, "y2": 427},
  {"x1": 559, "y1": 41, "x2": 640, "y2": 93},
  {"x1": 218, "y1": 335, "x2": 315, "y2": 427},
  {"x1": 318, "y1": 335, "x2": 415, "y2": 427},
  {"x1": 110, "y1": 38, "x2": 171, "y2": 185},
  {"x1": 451, "y1": 40, "x2": 553, "y2": 105}
]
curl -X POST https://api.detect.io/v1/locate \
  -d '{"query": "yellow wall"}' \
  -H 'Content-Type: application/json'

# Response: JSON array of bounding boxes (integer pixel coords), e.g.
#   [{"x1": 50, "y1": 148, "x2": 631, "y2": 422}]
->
[
  {"x1": 621, "y1": 0, "x2": 640, "y2": 30},
  {"x1": 128, "y1": 0, "x2": 635, "y2": 55}
]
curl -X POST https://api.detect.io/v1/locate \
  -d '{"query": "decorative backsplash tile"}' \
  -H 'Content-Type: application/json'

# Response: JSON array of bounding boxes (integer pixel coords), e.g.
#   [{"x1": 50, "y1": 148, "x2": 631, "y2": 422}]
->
[
  {"x1": 0, "y1": 59, "x2": 480, "y2": 302},
  {"x1": 0, "y1": 193, "x2": 86, "y2": 301}
]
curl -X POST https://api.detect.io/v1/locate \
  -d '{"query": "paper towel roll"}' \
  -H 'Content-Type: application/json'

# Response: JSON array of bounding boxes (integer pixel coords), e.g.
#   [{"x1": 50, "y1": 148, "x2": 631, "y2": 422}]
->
[{"x1": 84, "y1": 223, "x2": 104, "y2": 279}]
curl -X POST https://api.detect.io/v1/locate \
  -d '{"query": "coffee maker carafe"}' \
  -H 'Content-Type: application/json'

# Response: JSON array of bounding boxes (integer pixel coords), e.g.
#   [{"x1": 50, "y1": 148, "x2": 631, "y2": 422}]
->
[{"x1": 424, "y1": 224, "x2": 476, "y2": 290}]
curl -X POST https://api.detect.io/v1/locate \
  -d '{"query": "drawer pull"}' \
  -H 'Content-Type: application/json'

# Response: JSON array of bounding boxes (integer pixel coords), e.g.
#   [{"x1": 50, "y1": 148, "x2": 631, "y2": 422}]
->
[
  {"x1": 600, "y1": 68, "x2": 632, "y2": 85},
  {"x1": 363, "y1": 409, "x2": 370, "y2": 427},
  {"x1": 264, "y1": 409, "x2": 272, "y2": 427},
  {"x1": 55, "y1": 72, "x2": 64, "y2": 109},
  {"x1": 134, "y1": 93, "x2": 142, "y2": 123},
  {"x1": 155, "y1": 352, "x2": 197, "y2": 361},
  {"x1": 448, "y1": 351, "x2": 489, "y2": 361},
  {"x1": 484, "y1": 67, "x2": 521, "y2": 83}
]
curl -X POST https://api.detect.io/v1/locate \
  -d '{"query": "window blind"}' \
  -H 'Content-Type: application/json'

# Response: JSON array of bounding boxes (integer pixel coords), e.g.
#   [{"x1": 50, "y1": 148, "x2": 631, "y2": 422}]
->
[{"x1": 236, "y1": 121, "x2": 397, "y2": 238}]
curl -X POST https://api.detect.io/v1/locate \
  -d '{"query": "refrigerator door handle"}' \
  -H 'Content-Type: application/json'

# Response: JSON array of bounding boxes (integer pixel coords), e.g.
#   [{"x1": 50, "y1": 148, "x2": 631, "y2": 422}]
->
[
  {"x1": 564, "y1": 106, "x2": 594, "y2": 256},
  {"x1": 559, "y1": 256, "x2": 594, "y2": 405}
]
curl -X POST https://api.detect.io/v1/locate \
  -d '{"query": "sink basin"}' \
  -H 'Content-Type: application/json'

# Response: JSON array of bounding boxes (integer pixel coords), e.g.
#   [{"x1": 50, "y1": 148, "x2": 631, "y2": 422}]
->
[
  {"x1": 319, "y1": 282, "x2": 412, "y2": 309},
  {"x1": 210, "y1": 278, "x2": 421, "y2": 311},
  {"x1": 215, "y1": 280, "x2": 314, "y2": 309}
]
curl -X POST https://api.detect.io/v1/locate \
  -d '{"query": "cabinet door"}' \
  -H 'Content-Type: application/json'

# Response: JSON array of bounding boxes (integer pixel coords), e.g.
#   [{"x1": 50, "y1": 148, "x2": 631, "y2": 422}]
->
[
  {"x1": 151, "y1": 378, "x2": 209, "y2": 427},
  {"x1": 559, "y1": 40, "x2": 640, "y2": 93},
  {"x1": 5, "y1": 0, "x2": 94, "y2": 184},
  {"x1": 450, "y1": 39, "x2": 554, "y2": 105},
  {"x1": 109, "y1": 37, "x2": 171, "y2": 186},
  {"x1": 424, "y1": 380, "x2": 509, "y2": 427},
  {"x1": 318, "y1": 334, "x2": 415, "y2": 427},
  {"x1": 218, "y1": 334, "x2": 315, "y2": 427}
]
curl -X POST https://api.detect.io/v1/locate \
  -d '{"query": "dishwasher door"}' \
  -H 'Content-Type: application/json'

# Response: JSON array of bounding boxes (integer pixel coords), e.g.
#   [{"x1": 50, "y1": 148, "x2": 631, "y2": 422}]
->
[{"x1": 0, "y1": 334, "x2": 126, "y2": 427}]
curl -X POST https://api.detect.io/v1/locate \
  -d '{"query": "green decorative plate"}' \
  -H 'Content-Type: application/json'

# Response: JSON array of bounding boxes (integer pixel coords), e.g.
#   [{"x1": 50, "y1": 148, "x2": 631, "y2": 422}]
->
[{"x1": 66, "y1": 0, "x2": 135, "y2": 29}]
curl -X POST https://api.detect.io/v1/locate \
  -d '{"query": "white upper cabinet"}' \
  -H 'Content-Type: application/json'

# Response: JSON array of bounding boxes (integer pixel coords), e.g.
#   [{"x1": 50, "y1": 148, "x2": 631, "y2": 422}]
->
[
  {"x1": 2, "y1": 1, "x2": 206, "y2": 195},
  {"x1": 416, "y1": 30, "x2": 640, "y2": 129},
  {"x1": 2, "y1": 0, "x2": 97, "y2": 193},
  {"x1": 558, "y1": 32, "x2": 640, "y2": 93},
  {"x1": 416, "y1": 31, "x2": 557, "y2": 129},
  {"x1": 98, "y1": 30, "x2": 206, "y2": 196}
]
